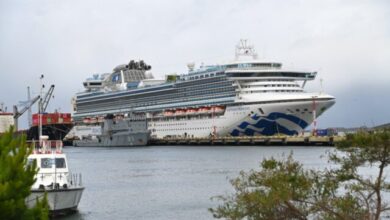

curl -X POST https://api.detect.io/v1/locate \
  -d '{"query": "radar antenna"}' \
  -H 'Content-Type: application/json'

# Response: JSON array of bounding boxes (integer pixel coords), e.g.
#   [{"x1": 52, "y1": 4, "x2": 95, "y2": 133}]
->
[{"x1": 235, "y1": 39, "x2": 258, "y2": 60}]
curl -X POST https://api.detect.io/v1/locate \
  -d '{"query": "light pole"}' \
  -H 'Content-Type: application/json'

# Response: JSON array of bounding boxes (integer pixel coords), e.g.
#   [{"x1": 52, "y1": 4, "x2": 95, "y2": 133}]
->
[
  {"x1": 39, "y1": 74, "x2": 44, "y2": 144},
  {"x1": 311, "y1": 96, "x2": 317, "y2": 136}
]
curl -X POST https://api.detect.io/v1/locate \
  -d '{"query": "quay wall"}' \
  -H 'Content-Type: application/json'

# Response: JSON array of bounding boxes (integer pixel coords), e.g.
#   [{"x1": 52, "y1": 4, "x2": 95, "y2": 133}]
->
[{"x1": 150, "y1": 135, "x2": 345, "y2": 146}]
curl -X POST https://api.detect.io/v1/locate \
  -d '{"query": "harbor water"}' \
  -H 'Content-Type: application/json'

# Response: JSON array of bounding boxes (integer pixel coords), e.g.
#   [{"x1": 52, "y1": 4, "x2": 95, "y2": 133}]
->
[{"x1": 60, "y1": 146, "x2": 332, "y2": 220}]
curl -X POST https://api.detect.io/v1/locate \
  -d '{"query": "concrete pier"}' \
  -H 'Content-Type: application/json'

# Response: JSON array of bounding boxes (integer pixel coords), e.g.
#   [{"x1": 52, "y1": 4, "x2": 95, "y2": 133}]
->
[{"x1": 150, "y1": 136, "x2": 345, "y2": 146}]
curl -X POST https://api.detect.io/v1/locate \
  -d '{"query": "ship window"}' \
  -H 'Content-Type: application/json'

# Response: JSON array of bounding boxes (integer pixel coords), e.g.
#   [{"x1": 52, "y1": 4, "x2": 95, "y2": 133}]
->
[
  {"x1": 27, "y1": 158, "x2": 36, "y2": 167},
  {"x1": 89, "y1": 82, "x2": 102, "y2": 86},
  {"x1": 41, "y1": 158, "x2": 53, "y2": 168},
  {"x1": 55, "y1": 158, "x2": 66, "y2": 168},
  {"x1": 41, "y1": 158, "x2": 66, "y2": 168},
  {"x1": 112, "y1": 74, "x2": 121, "y2": 82}
]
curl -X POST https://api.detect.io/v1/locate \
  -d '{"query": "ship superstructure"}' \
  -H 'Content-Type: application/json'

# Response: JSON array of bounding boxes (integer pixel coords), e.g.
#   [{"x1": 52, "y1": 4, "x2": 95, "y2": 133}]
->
[{"x1": 72, "y1": 40, "x2": 335, "y2": 138}]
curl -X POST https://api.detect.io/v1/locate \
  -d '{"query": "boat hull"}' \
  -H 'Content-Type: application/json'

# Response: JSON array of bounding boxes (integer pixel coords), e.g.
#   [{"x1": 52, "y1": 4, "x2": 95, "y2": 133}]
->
[
  {"x1": 73, "y1": 131, "x2": 150, "y2": 147},
  {"x1": 27, "y1": 124, "x2": 73, "y2": 144},
  {"x1": 70, "y1": 97, "x2": 335, "y2": 139},
  {"x1": 27, "y1": 187, "x2": 84, "y2": 215},
  {"x1": 149, "y1": 97, "x2": 335, "y2": 138}
]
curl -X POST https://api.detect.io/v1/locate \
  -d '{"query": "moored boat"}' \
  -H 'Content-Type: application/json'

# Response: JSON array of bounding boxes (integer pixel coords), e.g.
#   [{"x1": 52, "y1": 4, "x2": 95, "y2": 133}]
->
[
  {"x1": 26, "y1": 136, "x2": 84, "y2": 215},
  {"x1": 73, "y1": 113, "x2": 150, "y2": 147}
]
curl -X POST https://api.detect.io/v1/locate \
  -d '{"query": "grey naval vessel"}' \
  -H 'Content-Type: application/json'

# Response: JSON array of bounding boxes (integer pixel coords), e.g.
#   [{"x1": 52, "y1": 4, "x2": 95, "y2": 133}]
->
[{"x1": 72, "y1": 113, "x2": 150, "y2": 147}]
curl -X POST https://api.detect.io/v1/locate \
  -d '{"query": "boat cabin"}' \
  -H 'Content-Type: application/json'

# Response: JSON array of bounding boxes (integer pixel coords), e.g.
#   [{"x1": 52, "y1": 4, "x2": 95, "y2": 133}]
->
[{"x1": 27, "y1": 137, "x2": 70, "y2": 190}]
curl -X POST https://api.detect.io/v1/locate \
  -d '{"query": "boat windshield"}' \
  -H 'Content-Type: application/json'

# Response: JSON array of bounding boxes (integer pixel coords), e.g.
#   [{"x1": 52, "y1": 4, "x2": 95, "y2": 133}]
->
[
  {"x1": 27, "y1": 158, "x2": 36, "y2": 167},
  {"x1": 41, "y1": 158, "x2": 67, "y2": 169}
]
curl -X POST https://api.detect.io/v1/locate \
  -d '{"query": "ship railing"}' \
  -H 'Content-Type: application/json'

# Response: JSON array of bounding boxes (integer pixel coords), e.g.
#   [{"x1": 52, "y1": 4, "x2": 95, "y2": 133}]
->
[
  {"x1": 225, "y1": 66, "x2": 279, "y2": 71},
  {"x1": 68, "y1": 172, "x2": 83, "y2": 187},
  {"x1": 27, "y1": 140, "x2": 64, "y2": 154}
]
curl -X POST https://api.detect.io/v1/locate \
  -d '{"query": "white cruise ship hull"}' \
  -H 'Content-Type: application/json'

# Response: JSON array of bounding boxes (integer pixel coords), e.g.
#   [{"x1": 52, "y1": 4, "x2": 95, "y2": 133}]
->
[
  {"x1": 70, "y1": 94, "x2": 335, "y2": 139},
  {"x1": 150, "y1": 93, "x2": 335, "y2": 138}
]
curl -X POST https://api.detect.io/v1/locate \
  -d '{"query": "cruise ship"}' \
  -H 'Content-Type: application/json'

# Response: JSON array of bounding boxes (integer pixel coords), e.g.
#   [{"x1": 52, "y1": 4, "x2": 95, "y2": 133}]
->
[{"x1": 71, "y1": 40, "x2": 335, "y2": 139}]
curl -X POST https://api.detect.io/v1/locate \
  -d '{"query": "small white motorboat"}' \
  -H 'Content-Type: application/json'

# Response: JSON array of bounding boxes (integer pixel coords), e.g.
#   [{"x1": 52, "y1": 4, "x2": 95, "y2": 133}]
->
[{"x1": 26, "y1": 136, "x2": 84, "y2": 215}]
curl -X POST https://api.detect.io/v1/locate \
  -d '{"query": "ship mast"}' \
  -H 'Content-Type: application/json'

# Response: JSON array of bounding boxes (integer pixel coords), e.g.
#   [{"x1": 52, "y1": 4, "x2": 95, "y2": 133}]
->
[
  {"x1": 235, "y1": 39, "x2": 258, "y2": 60},
  {"x1": 39, "y1": 74, "x2": 44, "y2": 143}
]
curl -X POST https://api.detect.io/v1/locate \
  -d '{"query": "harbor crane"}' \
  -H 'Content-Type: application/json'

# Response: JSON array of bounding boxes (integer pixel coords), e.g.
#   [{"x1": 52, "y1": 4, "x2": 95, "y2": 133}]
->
[
  {"x1": 13, "y1": 94, "x2": 40, "y2": 131},
  {"x1": 13, "y1": 84, "x2": 55, "y2": 131},
  {"x1": 39, "y1": 84, "x2": 55, "y2": 113}
]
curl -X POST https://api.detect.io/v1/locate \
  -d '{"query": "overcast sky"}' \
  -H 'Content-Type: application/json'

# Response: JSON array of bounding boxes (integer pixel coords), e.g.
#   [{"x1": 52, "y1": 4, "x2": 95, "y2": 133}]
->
[{"x1": 1, "y1": 0, "x2": 389, "y2": 129}]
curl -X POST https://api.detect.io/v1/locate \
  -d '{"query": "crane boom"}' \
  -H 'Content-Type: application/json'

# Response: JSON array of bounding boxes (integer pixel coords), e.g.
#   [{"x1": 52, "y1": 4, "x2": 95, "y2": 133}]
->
[
  {"x1": 13, "y1": 95, "x2": 40, "y2": 131},
  {"x1": 27, "y1": 86, "x2": 32, "y2": 127},
  {"x1": 40, "y1": 84, "x2": 55, "y2": 112},
  {"x1": 13, "y1": 83, "x2": 55, "y2": 131}
]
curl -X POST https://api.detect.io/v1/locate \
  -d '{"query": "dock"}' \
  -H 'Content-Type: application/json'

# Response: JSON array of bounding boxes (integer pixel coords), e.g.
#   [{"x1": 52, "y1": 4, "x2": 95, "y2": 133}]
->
[{"x1": 150, "y1": 136, "x2": 345, "y2": 146}]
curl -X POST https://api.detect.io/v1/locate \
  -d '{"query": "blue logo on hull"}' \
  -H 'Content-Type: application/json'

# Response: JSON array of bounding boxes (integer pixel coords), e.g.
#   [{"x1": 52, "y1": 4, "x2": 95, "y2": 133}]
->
[{"x1": 231, "y1": 113, "x2": 309, "y2": 136}]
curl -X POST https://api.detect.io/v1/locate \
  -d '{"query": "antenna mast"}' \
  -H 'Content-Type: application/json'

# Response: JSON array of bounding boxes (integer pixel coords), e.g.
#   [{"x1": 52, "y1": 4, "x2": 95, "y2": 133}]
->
[
  {"x1": 39, "y1": 74, "x2": 44, "y2": 142},
  {"x1": 311, "y1": 96, "x2": 317, "y2": 136},
  {"x1": 235, "y1": 39, "x2": 258, "y2": 60}
]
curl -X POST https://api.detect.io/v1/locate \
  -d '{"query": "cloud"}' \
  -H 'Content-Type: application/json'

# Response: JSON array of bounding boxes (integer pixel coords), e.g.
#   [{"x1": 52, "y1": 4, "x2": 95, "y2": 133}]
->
[{"x1": 0, "y1": 0, "x2": 389, "y2": 129}]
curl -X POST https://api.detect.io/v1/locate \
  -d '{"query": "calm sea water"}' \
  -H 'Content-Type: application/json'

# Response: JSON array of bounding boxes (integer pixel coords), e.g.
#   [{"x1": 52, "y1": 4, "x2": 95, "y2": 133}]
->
[{"x1": 58, "y1": 146, "x2": 332, "y2": 220}]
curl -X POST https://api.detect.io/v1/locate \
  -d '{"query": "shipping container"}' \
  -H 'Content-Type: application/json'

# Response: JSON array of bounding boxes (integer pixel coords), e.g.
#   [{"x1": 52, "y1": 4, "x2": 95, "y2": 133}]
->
[{"x1": 32, "y1": 113, "x2": 72, "y2": 126}]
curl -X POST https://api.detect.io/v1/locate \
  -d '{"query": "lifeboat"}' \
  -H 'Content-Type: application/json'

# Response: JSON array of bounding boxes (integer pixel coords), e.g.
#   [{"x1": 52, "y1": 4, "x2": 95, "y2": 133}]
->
[
  {"x1": 115, "y1": 114, "x2": 124, "y2": 120},
  {"x1": 90, "y1": 117, "x2": 97, "y2": 124},
  {"x1": 83, "y1": 117, "x2": 91, "y2": 124},
  {"x1": 175, "y1": 109, "x2": 186, "y2": 116},
  {"x1": 211, "y1": 106, "x2": 225, "y2": 113},
  {"x1": 199, "y1": 107, "x2": 211, "y2": 114},
  {"x1": 164, "y1": 110, "x2": 174, "y2": 116},
  {"x1": 97, "y1": 116, "x2": 104, "y2": 123},
  {"x1": 186, "y1": 108, "x2": 198, "y2": 115}
]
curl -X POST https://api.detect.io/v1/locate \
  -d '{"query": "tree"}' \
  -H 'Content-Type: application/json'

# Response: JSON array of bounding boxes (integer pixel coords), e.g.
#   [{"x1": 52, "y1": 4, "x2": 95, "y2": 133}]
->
[
  {"x1": 330, "y1": 129, "x2": 390, "y2": 220},
  {"x1": 0, "y1": 127, "x2": 48, "y2": 220},
  {"x1": 209, "y1": 129, "x2": 390, "y2": 220}
]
